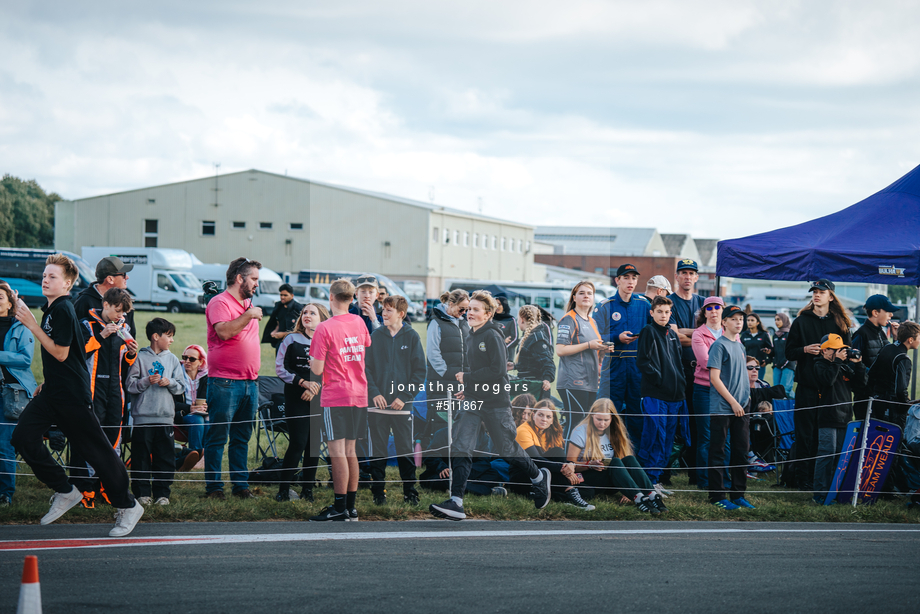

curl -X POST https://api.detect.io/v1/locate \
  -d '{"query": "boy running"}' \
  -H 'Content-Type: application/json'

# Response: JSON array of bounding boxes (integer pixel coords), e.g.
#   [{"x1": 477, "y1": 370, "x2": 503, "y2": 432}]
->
[
  {"x1": 310, "y1": 278, "x2": 372, "y2": 521},
  {"x1": 11, "y1": 254, "x2": 144, "y2": 536}
]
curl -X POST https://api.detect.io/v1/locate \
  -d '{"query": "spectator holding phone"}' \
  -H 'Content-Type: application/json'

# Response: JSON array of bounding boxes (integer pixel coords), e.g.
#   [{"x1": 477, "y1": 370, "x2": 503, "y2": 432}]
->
[
  {"x1": 556, "y1": 282, "x2": 610, "y2": 438},
  {"x1": 594, "y1": 264, "x2": 650, "y2": 445}
]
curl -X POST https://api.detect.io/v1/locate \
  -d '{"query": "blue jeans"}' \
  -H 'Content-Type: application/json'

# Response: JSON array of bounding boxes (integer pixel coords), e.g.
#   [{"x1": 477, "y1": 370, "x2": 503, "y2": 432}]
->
[
  {"x1": 693, "y1": 384, "x2": 711, "y2": 490},
  {"x1": 0, "y1": 419, "x2": 16, "y2": 499},
  {"x1": 204, "y1": 378, "x2": 257, "y2": 494},
  {"x1": 773, "y1": 367, "x2": 795, "y2": 399},
  {"x1": 181, "y1": 413, "x2": 209, "y2": 451}
]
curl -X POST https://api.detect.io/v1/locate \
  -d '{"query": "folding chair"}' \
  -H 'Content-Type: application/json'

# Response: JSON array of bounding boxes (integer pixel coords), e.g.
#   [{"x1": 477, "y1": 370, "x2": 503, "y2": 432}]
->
[
  {"x1": 255, "y1": 376, "x2": 288, "y2": 461},
  {"x1": 750, "y1": 399, "x2": 796, "y2": 484}
]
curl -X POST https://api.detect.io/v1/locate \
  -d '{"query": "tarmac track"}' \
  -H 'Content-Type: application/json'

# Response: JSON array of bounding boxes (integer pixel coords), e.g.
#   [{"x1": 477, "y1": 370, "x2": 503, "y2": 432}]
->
[{"x1": 1, "y1": 520, "x2": 917, "y2": 613}]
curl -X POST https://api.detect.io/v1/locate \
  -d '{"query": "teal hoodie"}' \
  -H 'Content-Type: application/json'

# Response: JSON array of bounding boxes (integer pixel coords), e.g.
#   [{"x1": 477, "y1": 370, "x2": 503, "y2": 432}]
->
[{"x1": 126, "y1": 346, "x2": 186, "y2": 425}]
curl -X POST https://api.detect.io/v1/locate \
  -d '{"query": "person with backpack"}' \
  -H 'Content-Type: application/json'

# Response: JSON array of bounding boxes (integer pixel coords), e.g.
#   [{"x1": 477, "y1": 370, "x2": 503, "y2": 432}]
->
[{"x1": 556, "y1": 281, "x2": 611, "y2": 439}]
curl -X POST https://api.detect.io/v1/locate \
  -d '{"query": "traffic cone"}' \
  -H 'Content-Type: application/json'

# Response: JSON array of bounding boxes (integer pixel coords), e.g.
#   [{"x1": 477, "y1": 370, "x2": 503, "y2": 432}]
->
[{"x1": 17, "y1": 555, "x2": 41, "y2": 614}]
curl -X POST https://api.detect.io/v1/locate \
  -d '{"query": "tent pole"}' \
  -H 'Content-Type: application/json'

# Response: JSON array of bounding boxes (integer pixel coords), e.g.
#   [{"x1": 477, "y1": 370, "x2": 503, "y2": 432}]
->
[
  {"x1": 914, "y1": 286, "x2": 919, "y2": 399},
  {"x1": 715, "y1": 275, "x2": 721, "y2": 297}
]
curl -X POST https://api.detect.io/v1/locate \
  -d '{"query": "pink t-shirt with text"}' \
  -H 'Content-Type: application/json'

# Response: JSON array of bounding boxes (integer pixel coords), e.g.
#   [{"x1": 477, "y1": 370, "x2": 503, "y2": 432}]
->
[
  {"x1": 309, "y1": 313, "x2": 372, "y2": 407},
  {"x1": 206, "y1": 291, "x2": 261, "y2": 380}
]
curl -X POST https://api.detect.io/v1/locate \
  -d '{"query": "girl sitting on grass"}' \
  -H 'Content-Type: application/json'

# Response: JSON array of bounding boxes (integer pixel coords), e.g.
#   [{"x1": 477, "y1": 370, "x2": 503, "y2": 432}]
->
[
  {"x1": 514, "y1": 399, "x2": 594, "y2": 510},
  {"x1": 566, "y1": 398, "x2": 667, "y2": 515}
]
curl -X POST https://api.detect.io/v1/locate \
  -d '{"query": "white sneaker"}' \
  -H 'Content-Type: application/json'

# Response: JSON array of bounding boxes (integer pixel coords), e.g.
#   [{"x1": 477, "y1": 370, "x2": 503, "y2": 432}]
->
[
  {"x1": 154, "y1": 497, "x2": 169, "y2": 506},
  {"x1": 654, "y1": 483, "x2": 673, "y2": 498},
  {"x1": 41, "y1": 486, "x2": 83, "y2": 525},
  {"x1": 136, "y1": 496, "x2": 152, "y2": 505},
  {"x1": 109, "y1": 501, "x2": 145, "y2": 537}
]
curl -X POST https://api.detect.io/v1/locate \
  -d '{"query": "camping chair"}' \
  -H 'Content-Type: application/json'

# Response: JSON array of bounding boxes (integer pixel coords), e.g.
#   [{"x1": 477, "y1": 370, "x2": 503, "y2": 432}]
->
[
  {"x1": 255, "y1": 376, "x2": 288, "y2": 461},
  {"x1": 750, "y1": 399, "x2": 796, "y2": 484}
]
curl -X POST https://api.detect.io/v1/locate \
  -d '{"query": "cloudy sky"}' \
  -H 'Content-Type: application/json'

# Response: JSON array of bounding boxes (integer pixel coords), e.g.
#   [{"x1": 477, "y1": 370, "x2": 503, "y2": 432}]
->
[{"x1": 2, "y1": 1, "x2": 919, "y2": 240}]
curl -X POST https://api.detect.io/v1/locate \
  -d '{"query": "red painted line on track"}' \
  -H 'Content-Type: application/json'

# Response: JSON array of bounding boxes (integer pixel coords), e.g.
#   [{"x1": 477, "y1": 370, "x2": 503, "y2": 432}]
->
[{"x1": 0, "y1": 536, "x2": 211, "y2": 551}]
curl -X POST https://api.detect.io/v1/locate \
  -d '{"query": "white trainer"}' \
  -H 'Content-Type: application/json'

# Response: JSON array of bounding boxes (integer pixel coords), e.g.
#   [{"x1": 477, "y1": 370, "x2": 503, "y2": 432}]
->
[
  {"x1": 154, "y1": 497, "x2": 169, "y2": 506},
  {"x1": 109, "y1": 501, "x2": 145, "y2": 537},
  {"x1": 40, "y1": 486, "x2": 83, "y2": 525},
  {"x1": 136, "y1": 496, "x2": 152, "y2": 505}
]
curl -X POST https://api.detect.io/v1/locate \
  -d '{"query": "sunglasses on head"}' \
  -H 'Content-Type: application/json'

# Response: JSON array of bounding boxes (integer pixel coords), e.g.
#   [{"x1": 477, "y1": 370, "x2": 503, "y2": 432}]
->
[
  {"x1": 704, "y1": 305, "x2": 722, "y2": 311},
  {"x1": 181, "y1": 355, "x2": 199, "y2": 362},
  {"x1": 355, "y1": 276, "x2": 376, "y2": 286}
]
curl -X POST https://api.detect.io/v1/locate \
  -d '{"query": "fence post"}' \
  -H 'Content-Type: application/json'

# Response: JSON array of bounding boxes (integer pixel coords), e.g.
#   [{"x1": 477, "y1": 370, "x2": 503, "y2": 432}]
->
[
  {"x1": 851, "y1": 398, "x2": 874, "y2": 508},
  {"x1": 447, "y1": 390, "x2": 453, "y2": 498}
]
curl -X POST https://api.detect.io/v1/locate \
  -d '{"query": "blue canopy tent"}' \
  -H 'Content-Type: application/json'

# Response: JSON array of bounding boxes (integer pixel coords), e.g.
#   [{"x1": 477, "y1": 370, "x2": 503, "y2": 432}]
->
[{"x1": 716, "y1": 162, "x2": 920, "y2": 393}]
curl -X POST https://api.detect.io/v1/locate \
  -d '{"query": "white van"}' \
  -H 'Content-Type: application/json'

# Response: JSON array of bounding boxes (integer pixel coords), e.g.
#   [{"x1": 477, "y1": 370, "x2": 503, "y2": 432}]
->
[
  {"x1": 190, "y1": 261, "x2": 283, "y2": 310},
  {"x1": 82, "y1": 247, "x2": 205, "y2": 313}
]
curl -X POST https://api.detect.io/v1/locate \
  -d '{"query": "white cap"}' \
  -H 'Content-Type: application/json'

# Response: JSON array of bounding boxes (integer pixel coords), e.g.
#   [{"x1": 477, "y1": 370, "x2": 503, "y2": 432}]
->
[{"x1": 647, "y1": 275, "x2": 672, "y2": 293}]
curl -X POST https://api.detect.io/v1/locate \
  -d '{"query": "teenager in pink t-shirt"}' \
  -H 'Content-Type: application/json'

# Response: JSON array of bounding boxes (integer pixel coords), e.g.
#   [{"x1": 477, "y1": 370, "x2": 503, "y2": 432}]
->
[
  {"x1": 203, "y1": 258, "x2": 263, "y2": 500},
  {"x1": 309, "y1": 278, "x2": 371, "y2": 521}
]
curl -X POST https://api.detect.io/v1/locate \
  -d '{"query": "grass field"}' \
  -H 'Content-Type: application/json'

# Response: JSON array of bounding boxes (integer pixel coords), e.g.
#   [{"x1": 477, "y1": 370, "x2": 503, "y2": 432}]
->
[{"x1": 10, "y1": 307, "x2": 918, "y2": 524}]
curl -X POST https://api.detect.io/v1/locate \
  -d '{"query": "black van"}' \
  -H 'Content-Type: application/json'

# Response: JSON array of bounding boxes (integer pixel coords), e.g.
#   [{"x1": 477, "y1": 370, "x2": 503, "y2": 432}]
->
[{"x1": 0, "y1": 248, "x2": 96, "y2": 307}]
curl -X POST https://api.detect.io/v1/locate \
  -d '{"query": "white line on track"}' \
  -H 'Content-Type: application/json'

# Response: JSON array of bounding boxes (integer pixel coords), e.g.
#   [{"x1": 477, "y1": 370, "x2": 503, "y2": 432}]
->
[{"x1": 2, "y1": 527, "x2": 919, "y2": 552}]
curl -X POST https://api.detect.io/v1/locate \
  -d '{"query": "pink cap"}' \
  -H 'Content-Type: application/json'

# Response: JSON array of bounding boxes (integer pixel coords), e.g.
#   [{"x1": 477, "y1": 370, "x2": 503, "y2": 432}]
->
[{"x1": 702, "y1": 296, "x2": 725, "y2": 308}]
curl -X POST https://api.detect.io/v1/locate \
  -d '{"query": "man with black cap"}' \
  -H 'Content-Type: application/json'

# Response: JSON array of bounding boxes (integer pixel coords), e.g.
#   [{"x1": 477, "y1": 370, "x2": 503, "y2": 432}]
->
[
  {"x1": 73, "y1": 256, "x2": 137, "y2": 340},
  {"x1": 851, "y1": 294, "x2": 898, "y2": 420},
  {"x1": 669, "y1": 259, "x2": 705, "y2": 482},
  {"x1": 784, "y1": 279, "x2": 852, "y2": 491},
  {"x1": 593, "y1": 263, "x2": 650, "y2": 445}
]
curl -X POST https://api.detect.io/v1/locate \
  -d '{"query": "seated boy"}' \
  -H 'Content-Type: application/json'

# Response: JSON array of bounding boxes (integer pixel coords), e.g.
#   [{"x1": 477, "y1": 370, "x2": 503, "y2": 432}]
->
[
  {"x1": 812, "y1": 334, "x2": 865, "y2": 503},
  {"x1": 747, "y1": 355, "x2": 786, "y2": 473},
  {"x1": 72, "y1": 287, "x2": 138, "y2": 507},
  {"x1": 125, "y1": 318, "x2": 186, "y2": 505},
  {"x1": 365, "y1": 295, "x2": 426, "y2": 505}
]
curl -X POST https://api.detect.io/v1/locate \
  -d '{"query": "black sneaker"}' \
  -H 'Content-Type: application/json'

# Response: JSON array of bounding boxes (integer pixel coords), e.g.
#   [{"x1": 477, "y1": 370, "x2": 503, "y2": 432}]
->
[
  {"x1": 635, "y1": 495, "x2": 660, "y2": 515},
  {"x1": 650, "y1": 493, "x2": 668, "y2": 514},
  {"x1": 275, "y1": 490, "x2": 291, "y2": 502},
  {"x1": 373, "y1": 492, "x2": 387, "y2": 506},
  {"x1": 346, "y1": 508, "x2": 359, "y2": 521},
  {"x1": 559, "y1": 488, "x2": 595, "y2": 511},
  {"x1": 309, "y1": 505, "x2": 348, "y2": 522},
  {"x1": 531, "y1": 468, "x2": 552, "y2": 509},
  {"x1": 403, "y1": 490, "x2": 420, "y2": 505},
  {"x1": 300, "y1": 488, "x2": 314, "y2": 503},
  {"x1": 430, "y1": 498, "x2": 466, "y2": 520}
]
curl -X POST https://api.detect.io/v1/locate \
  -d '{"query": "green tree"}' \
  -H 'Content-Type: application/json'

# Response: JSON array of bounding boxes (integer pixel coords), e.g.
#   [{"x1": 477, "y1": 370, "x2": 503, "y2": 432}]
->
[
  {"x1": 0, "y1": 174, "x2": 59, "y2": 247},
  {"x1": 888, "y1": 284, "x2": 916, "y2": 305}
]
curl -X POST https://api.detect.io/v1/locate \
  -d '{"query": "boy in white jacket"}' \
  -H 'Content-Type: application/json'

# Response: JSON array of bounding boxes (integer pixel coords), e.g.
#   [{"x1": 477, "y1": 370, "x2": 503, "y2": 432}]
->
[{"x1": 126, "y1": 318, "x2": 185, "y2": 505}]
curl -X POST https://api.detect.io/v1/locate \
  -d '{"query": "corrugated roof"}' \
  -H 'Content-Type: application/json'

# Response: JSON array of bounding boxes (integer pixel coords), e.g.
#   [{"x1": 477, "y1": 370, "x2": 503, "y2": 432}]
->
[
  {"x1": 534, "y1": 226, "x2": 657, "y2": 256},
  {"x1": 694, "y1": 238, "x2": 719, "y2": 267},
  {"x1": 70, "y1": 169, "x2": 531, "y2": 229},
  {"x1": 660, "y1": 233, "x2": 687, "y2": 257}
]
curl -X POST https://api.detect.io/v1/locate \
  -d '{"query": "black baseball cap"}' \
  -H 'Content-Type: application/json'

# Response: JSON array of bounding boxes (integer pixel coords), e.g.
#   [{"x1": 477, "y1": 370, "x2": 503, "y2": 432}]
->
[
  {"x1": 722, "y1": 305, "x2": 745, "y2": 320},
  {"x1": 864, "y1": 294, "x2": 896, "y2": 314},
  {"x1": 96, "y1": 256, "x2": 133, "y2": 281},
  {"x1": 809, "y1": 279, "x2": 835, "y2": 292},
  {"x1": 616, "y1": 263, "x2": 640, "y2": 277},
  {"x1": 676, "y1": 259, "x2": 699, "y2": 272}
]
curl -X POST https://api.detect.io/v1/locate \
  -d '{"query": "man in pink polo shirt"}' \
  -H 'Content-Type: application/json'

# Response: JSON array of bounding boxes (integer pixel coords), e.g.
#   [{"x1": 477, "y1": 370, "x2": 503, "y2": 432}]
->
[
  {"x1": 309, "y1": 278, "x2": 372, "y2": 521},
  {"x1": 204, "y1": 257, "x2": 263, "y2": 500}
]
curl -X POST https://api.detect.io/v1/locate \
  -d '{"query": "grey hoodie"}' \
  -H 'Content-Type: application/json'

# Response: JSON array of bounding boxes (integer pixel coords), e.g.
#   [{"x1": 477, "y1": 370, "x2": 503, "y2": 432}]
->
[{"x1": 126, "y1": 346, "x2": 186, "y2": 425}]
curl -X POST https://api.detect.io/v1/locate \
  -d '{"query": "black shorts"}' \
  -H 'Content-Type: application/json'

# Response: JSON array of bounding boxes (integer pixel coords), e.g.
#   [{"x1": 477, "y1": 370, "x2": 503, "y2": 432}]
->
[{"x1": 323, "y1": 406, "x2": 367, "y2": 442}]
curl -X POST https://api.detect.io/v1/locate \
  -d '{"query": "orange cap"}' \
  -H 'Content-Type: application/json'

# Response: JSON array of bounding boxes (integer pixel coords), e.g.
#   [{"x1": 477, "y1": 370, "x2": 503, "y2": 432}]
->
[{"x1": 21, "y1": 555, "x2": 39, "y2": 584}]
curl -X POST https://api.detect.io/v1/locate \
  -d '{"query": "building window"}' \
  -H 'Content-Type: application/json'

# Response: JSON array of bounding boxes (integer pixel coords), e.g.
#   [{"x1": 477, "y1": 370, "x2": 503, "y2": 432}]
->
[
  {"x1": 144, "y1": 219, "x2": 158, "y2": 248},
  {"x1": 463, "y1": 231, "x2": 469, "y2": 247},
  {"x1": 260, "y1": 222, "x2": 273, "y2": 230},
  {"x1": 147, "y1": 198, "x2": 156, "y2": 205},
  {"x1": 517, "y1": 239, "x2": 522, "y2": 253},
  {"x1": 501, "y1": 237, "x2": 506, "y2": 251},
  {"x1": 473, "y1": 233, "x2": 479, "y2": 248},
  {"x1": 232, "y1": 221, "x2": 246, "y2": 229},
  {"x1": 525, "y1": 240, "x2": 531, "y2": 253},
  {"x1": 201, "y1": 221, "x2": 216, "y2": 236},
  {"x1": 595, "y1": 267, "x2": 604, "y2": 274},
  {"x1": 432, "y1": 227, "x2": 439, "y2": 243},
  {"x1": 444, "y1": 228, "x2": 450, "y2": 244},
  {"x1": 454, "y1": 230, "x2": 460, "y2": 246},
  {"x1": 289, "y1": 222, "x2": 304, "y2": 231},
  {"x1": 491, "y1": 236, "x2": 497, "y2": 250}
]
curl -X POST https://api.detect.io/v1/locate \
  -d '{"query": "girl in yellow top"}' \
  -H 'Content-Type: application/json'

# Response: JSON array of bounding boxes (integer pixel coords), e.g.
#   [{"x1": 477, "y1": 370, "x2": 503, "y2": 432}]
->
[
  {"x1": 565, "y1": 398, "x2": 666, "y2": 515},
  {"x1": 514, "y1": 400, "x2": 594, "y2": 511}
]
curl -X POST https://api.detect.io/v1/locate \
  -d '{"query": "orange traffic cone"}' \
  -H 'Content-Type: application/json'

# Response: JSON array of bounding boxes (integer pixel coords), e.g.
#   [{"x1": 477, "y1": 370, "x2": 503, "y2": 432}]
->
[{"x1": 17, "y1": 555, "x2": 41, "y2": 614}]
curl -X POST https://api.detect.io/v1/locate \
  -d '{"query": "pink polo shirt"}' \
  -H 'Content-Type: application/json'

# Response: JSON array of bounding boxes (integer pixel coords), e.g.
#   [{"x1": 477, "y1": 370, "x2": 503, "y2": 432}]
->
[{"x1": 206, "y1": 291, "x2": 261, "y2": 380}]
